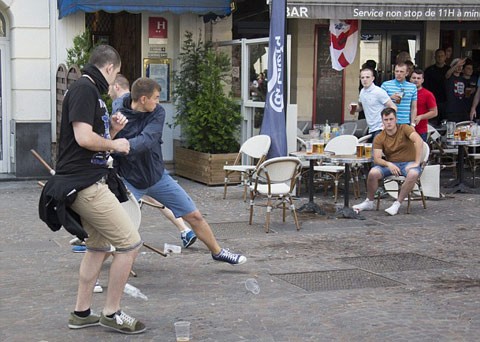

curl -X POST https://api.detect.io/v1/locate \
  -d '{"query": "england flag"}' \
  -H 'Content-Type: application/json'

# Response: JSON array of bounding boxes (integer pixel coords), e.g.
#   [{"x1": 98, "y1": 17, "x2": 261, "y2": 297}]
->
[{"x1": 329, "y1": 20, "x2": 359, "y2": 71}]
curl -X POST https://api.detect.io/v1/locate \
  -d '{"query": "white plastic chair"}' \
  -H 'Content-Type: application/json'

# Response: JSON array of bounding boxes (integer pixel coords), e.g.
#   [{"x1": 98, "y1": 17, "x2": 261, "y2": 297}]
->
[
  {"x1": 223, "y1": 135, "x2": 271, "y2": 201},
  {"x1": 314, "y1": 135, "x2": 358, "y2": 202},
  {"x1": 249, "y1": 157, "x2": 302, "y2": 233},
  {"x1": 378, "y1": 141, "x2": 430, "y2": 214}
]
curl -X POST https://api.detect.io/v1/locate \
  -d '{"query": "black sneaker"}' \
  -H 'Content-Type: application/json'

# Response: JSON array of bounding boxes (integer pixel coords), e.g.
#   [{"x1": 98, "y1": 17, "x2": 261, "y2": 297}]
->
[
  {"x1": 212, "y1": 248, "x2": 247, "y2": 265},
  {"x1": 99, "y1": 310, "x2": 146, "y2": 335},
  {"x1": 68, "y1": 312, "x2": 100, "y2": 329}
]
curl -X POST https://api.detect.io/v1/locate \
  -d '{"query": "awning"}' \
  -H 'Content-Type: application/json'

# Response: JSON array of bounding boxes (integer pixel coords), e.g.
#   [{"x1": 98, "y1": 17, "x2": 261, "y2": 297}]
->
[
  {"x1": 57, "y1": 0, "x2": 232, "y2": 19},
  {"x1": 287, "y1": 0, "x2": 480, "y2": 21}
]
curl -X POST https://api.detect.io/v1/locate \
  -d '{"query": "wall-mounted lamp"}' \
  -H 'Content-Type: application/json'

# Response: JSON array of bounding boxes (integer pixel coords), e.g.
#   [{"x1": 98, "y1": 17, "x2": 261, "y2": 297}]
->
[{"x1": 461, "y1": 37, "x2": 467, "y2": 48}]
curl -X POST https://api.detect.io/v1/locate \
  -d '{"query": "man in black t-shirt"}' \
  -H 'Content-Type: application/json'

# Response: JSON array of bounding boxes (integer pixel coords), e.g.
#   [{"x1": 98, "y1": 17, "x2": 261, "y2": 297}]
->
[
  {"x1": 56, "y1": 45, "x2": 146, "y2": 334},
  {"x1": 424, "y1": 49, "x2": 450, "y2": 124}
]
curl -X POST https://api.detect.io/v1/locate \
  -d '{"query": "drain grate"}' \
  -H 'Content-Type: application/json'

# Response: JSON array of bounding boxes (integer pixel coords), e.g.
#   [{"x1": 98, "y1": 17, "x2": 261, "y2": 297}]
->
[
  {"x1": 209, "y1": 222, "x2": 276, "y2": 238},
  {"x1": 272, "y1": 269, "x2": 402, "y2": 292},
  {"x1": 338, "y1": 253, "x2": 455, "y2": 273}
]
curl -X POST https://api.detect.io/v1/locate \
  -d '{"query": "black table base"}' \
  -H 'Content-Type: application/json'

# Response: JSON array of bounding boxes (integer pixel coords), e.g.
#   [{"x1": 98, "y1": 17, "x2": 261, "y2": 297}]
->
[
  {"x1": 334, "y1": 207, "x2": 366, "y2": 220},
  {"x1": 297, "y1": 201, "x2": 326, "y2": 215}
]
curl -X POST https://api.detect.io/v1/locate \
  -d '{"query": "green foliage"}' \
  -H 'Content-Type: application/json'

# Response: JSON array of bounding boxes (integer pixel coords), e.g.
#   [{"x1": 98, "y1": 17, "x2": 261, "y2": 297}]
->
[
  {"x1": 172, "y1": 31, "x2": 241, "y2": 154},
  {"x1": 66, "y1": 30, "x2": 93, "y2": 69}
]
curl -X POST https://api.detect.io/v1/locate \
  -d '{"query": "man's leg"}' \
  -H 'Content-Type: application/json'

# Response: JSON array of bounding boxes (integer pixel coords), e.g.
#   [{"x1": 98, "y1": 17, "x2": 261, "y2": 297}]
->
[
  {"x1": 396, "y1": 169, "x2": 420, "y2": 205},
  {"x1": 353, "y1": 167, "x2": 383, "y2": 212},
  {"x1": 385, "y1": 165, "x2": 420, "y2": 216},
  {"x1": 142, "y1": 195, "x2": 197, "y2": 248},
  {"x1": 183, "y1": 210, "x2": 221, "y2": 254},
  {"x1": 75, "y1": 251, "x2": 109, "y2": 312},
  {"x1": 146, "y1": 173, "x2": 246, "y2": 265},
  {"x1": 70, "y1": 183, "x2": 145, "y2": 334},
  {"x1": 103, "y1": 247, "x2": 140, "y2": 315}
]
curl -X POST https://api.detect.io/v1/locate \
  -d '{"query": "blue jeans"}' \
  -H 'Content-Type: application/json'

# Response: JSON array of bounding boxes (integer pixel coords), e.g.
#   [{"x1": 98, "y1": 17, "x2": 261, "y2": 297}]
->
[
  {"x1": 373, "y1": 161, "x2": 422, "y2": 178},
  {"x1": 123, "y1": 173, "x2": 197, "y2": 218}
]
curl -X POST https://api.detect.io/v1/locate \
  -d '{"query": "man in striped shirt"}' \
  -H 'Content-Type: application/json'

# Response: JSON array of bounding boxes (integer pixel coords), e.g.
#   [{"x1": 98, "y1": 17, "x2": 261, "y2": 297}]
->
[{"x1": 381, "y1": 63, "x2": 417, "y2": 125}]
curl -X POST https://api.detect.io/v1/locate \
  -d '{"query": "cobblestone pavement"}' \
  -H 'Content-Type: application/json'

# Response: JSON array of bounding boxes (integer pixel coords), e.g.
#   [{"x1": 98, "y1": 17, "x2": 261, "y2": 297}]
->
[{"x1": 0, "y1": 176, "x2": 479, "y2": 342}]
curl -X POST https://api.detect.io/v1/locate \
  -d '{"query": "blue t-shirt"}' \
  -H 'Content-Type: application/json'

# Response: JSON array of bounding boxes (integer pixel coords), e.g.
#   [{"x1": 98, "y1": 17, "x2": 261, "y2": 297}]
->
[{"x1": 381, "y1": 79, "x2": 417, "y2": 125}]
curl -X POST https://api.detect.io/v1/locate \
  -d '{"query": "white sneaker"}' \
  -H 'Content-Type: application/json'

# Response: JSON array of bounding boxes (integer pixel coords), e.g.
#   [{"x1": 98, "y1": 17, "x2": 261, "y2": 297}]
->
[
  {"x1": 94, "y1": 280, "x2": 103, "y2": 293},
  {"x1": 385, "y1": 201, "x2": 401, "y2": 216},
  {"x1": 352, "y1": 199, "x2": 374, "y2": 212}
]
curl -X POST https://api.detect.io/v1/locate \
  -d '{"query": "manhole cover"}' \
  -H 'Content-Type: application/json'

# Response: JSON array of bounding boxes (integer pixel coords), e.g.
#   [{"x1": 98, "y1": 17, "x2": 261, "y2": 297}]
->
[
  {"x1": 338, "y1": 253, "x2": 455, "y2": 273},
  {"x1": 272, "y1": 269, "x2": 402, "y2": 292},
  {"x1": 209, "y1": 222, "x2": 276, "y2": 238}
]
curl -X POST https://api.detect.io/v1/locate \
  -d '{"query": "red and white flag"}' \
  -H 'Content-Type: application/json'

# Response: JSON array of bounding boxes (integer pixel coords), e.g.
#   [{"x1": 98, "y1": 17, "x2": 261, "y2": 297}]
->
[{"x1": 329, "y1": 20, "x2": 359, "y2": 71}]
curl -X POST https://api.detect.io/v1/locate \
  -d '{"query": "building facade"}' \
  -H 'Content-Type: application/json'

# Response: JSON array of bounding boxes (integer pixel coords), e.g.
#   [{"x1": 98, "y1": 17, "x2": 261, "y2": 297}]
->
[
  {"x1": 0, "y1": 0, "x2": 232, "y2": 176},
  {"x1": 286, "y1": 0, "x2": 480, "y2": 126}
]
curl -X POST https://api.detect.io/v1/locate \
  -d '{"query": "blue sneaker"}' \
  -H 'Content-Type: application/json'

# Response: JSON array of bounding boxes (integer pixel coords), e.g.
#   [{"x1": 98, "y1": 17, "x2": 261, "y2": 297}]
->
[
  {"x1": 181, "y1": 230, "x2": 197, "y2": 248},
  {"x1": 212, "y1": 248, "x2": 247, "y2": 265},
  {"x1": 72, "y1": 245, "x2": 87, "y2": 253}
]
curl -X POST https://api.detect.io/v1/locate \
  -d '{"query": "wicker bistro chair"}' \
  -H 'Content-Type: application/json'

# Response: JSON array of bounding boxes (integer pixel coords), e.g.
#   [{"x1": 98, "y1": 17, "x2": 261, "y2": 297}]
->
[
  {"x1": 376, "y1": 141, "x2": 430, "y2": 214},
  {"x1": 313, "y1": 135, "x2": 359, "y2": 202},
  {"x1": 428, "y1": 127, "x2": 458, "y2": 177},
  {"x1": 223, "y1": 135, "x2": 271, "y2": 201},
  {"x1": 249, "y1": 157, "x2": 302, "y2": 233}
]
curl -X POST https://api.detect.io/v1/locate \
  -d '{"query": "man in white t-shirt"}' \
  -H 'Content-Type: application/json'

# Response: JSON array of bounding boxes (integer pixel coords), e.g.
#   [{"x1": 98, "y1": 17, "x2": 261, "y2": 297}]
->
[{"x1": 350, "y1": 67, "x2": 397, "y2": 142}]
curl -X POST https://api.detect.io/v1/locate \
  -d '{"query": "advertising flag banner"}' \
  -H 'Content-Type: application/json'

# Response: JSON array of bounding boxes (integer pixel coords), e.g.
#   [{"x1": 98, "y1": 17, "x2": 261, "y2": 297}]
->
[
  {"x1": 329, "y1": 19, "x2": 359, "y2": 71},
  {"x1": 260, "y1": 0, "x2": 287, "y2": 158}
]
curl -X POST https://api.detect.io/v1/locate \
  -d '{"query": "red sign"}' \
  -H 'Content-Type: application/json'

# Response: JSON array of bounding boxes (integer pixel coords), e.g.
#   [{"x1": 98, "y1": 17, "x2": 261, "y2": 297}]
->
[{"x1": 149, "y1": 17, "x2": 168, "y2": 43}]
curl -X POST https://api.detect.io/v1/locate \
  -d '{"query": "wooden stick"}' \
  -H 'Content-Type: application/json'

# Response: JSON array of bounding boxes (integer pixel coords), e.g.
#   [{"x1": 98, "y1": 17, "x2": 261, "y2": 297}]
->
[
  {"x1": 143, "y1": 242, "x2": 168, "y2": 257},
  {"x1": 30, "y1": 149, "x2": 55, "y2": 175}
]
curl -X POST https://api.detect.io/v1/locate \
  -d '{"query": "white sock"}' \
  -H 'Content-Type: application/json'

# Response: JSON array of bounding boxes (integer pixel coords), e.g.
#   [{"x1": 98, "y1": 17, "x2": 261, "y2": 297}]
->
[
  {"x1": 385, "y1": 201, "x2": 401, "y2": 216},
  {"x1": 181, "y1": 228, "x2": 191, "y2": 235}
]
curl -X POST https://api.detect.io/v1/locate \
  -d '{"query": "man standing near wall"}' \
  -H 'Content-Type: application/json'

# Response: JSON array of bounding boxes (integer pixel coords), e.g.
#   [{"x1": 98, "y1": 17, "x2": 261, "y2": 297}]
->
[
  {"x1": 381, "y1": 63, "x2": 417, "y2": 126},
  {"x1": 410, "y1": 69, "x2": 438, "y2": 141},
  {"x1": 350, "y1": 67, "x2": 397, "y2": 142},
  {"x1": 424, "y1": 49, "x2": 449, "y2": 125}
]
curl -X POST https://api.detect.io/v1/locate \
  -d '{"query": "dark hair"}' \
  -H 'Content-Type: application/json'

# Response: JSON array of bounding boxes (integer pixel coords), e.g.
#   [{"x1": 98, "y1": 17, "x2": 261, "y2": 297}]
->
[
  {"x1": 434, "y1": 48, "x2": 445, "y2": 55},
  {"x1": 412, "y1": 68, "x2": 424, "y2": 76},
  {"x1": 381, "y1": 107, "x2": 397, "y2": 117},
  {"x1": 88, "y1": 44, "x2": 121, "y2": 69},
  {"x1": 114, "y1": 74, "x2": 130, "y2": 90},
  {"x1": 360, "y1": 67, "x2": 375, "y2": 76},
  {"x1": 131, "y1": 77, "x2": 161, "y2": 102}
]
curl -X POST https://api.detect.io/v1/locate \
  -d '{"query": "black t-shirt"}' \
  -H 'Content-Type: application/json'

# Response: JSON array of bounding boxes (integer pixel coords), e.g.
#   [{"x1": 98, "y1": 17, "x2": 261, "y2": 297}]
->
[
  {"x1": 56, "y1": 75, "x2": 110, "y2": 176},
  {"x1": 424, "y1": 64, "x2": 449, "y2": 103}
]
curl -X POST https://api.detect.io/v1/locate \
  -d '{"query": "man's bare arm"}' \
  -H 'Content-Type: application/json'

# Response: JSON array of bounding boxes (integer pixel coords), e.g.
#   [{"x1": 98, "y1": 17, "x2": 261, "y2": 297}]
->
[{"x1": 73, "y1": 122, "x2": 130, "y2": 154}]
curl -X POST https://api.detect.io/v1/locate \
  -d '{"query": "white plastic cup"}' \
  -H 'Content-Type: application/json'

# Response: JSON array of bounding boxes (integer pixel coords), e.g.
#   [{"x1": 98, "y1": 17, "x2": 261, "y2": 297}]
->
[
  {"x1": 245, "y1": 278, "x2": 260, "y2": 294},
  {"x1": 174, "y1": 321, "x2": 191, "y2": 341},
  {"x1": 164, "y1": 243, "x2": 181, "y2": 254}
]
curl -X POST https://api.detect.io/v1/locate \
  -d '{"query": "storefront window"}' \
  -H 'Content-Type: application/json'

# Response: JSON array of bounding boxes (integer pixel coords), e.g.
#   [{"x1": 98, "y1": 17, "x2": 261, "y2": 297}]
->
[{"x1": 248, "y1": 43, "x2": 268, "y2": 102}]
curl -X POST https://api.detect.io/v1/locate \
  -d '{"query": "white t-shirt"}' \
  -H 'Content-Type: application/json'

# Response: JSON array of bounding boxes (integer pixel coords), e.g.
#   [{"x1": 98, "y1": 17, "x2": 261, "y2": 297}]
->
[{"x1": 359, "y1": 84, "x2": 392, "y2": 133}]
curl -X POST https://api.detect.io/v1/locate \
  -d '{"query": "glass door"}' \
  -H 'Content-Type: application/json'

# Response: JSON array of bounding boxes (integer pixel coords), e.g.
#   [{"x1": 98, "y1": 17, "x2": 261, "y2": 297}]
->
[{"x1": 360, "y1": 30, "x2": 421, "y2": 83}]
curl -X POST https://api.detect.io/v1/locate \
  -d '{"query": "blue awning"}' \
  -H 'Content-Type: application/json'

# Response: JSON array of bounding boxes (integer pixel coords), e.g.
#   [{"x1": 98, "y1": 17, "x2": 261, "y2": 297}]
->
[{"x1": 57, "y1": 0, "x2": 232, "y2": 19}]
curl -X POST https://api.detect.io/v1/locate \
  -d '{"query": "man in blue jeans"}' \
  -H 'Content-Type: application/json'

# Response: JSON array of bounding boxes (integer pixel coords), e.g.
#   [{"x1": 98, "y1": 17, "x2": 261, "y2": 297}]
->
[
  {"x1": 353, "y1": 108, "x2": 424, "y2": 216},
  {"x1": 114, "y1": 77, "x2": 246, "y2": 265}
]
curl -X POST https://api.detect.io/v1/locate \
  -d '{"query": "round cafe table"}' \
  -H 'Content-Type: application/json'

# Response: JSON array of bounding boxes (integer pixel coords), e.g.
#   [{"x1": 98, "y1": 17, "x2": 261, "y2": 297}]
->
[
  {"x1": 290, "y1": 151, "x2": 328, "y2": 215},
  {"x1": 324, "y1": 154, "x2": 373, "y2": 220},
  {"x1": 445, "y1": 137, "x2": 480, "y2": 193}
]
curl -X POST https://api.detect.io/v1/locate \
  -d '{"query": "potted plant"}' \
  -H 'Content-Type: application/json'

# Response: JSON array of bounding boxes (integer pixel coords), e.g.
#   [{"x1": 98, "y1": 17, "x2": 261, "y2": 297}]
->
[{"x1": 172, "y1": 31, "x2": 242, "y2": 185}]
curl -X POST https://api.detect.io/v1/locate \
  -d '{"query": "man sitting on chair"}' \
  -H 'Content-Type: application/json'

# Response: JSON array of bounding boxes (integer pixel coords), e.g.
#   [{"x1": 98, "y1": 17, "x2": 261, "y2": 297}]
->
[{"x1": 353, "y1": 108, "x2": 424, "y2": 216}]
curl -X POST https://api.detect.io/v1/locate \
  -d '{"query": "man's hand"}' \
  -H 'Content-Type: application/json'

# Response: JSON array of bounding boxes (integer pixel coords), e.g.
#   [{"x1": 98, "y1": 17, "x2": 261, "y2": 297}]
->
[
  {"x1": 387, "y1": 161, "x2": 401, "y2": 176},
  {"x1": 471, "y1": 108, "x2": 477, "y2": 121},
  {"x1": 110, "y1": 112, "x2": 128, "y2": 136},
  {"x1": 112, "y1": 138, "x2": 130, "y2": 154}
]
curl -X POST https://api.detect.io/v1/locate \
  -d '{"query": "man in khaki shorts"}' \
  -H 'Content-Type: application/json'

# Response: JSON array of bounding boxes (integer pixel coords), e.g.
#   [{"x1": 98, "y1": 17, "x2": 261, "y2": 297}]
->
[{"x1": 53, "y1": 45, "x2": 146, "y2": 334}]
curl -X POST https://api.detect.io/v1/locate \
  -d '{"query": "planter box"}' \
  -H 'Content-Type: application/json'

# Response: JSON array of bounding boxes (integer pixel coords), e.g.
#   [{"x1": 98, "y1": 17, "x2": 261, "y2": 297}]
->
[{"x1": 174, "y1": 145, "x2": 241, "y2": 186}]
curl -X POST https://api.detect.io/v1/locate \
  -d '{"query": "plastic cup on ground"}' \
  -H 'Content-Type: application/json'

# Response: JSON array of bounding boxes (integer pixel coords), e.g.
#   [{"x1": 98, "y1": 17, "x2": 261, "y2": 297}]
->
[
  {"x1": 245, "y1": 278, "x2": 260, "y2": 294},
  {"x1": 164, "y1": 243, "x2": 181, "y2": 254},
  {"x1": 174, "y1": 321, "x2": 191, "y2": 342}
]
